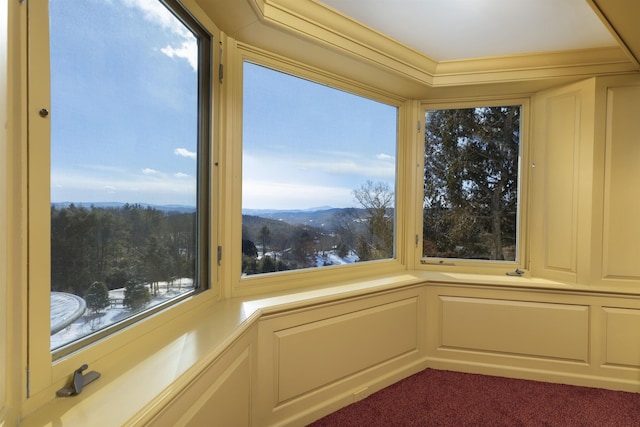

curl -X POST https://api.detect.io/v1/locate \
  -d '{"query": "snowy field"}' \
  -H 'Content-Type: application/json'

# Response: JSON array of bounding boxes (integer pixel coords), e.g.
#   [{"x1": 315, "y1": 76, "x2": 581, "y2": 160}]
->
[
  {"x1": 316, "y1": 251, "x2": 359, "y2": 267},
  {"x1": 50, "y1": 278, "x2": 193, "y2": 350}
]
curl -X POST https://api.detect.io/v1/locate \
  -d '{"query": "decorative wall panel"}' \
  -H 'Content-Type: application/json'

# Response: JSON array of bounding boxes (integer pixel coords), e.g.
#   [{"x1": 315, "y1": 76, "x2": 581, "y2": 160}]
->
[
  {"x1": 274, "y1": 297, "x2": 418, "y2": 403},
  {"x1": 602, "y1": 306, "x2": 640, "y2": 368},
  {"x1": 543, "y1": 93, "x2": 580, "y2": 274},
  {"x1": 440, "y1": 296, "x2": 589, "y2": 362},
  {"x1": 602, "y1": 86, "x2": 640, "y2": 279}
]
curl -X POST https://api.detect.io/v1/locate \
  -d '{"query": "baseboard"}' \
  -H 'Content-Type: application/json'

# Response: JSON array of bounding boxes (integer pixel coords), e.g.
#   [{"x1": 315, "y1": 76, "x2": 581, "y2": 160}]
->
[
  {"x1": 279, "y1": 358, "x2": 429, "y2": 427},
  {"x1": 426, "y1": 357, "x2": 640, "y2": 393}
]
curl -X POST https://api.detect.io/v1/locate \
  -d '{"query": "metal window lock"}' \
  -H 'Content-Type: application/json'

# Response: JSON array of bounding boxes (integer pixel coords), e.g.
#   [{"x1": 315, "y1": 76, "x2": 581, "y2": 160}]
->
[
  {"x1": 56, "y1": 364, "x2": 101, "y2": 397},
  {"x1": 506, "y1": 268, "x2": 525, "y2": 277}
]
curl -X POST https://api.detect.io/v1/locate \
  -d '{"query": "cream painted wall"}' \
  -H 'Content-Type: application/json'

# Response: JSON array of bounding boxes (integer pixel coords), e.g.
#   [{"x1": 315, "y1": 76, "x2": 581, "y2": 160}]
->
[
  {"x1": 530, "y1": 75, "x2": 640, "y2": 289},
  {"x1": 1, "y1": 0, "x2": 9, "y2": 418},
  {"x1": 139, "y1": 279, "x2": 640, "y2": 426},
  {"x1": 601, "y1": 84, "x2": 640, "y2": 280}
]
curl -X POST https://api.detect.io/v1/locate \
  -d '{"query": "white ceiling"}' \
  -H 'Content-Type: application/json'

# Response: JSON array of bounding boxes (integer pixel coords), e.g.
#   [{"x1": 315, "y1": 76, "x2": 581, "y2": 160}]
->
[{"x1": 317, "y1": 0, "x2": 618, "y2": 61}]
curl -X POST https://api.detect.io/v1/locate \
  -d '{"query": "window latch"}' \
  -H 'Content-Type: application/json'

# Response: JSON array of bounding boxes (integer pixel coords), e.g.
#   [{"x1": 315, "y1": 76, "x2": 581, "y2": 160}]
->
[
  {"x1": 56, "y1": 364, "x2": 101, "y2": 397},
  {"x1": 506, "y1": 268, "x2": 525, "y2": 277}
]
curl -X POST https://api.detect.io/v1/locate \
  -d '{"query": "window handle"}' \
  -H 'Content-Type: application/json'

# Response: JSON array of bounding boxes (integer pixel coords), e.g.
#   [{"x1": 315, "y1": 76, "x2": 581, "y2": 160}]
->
[
  {"x1": 56, "y1": 364, "x2": 101, "y2": 397},
  {"x1": 506, "y1": 268, "x2": 525, "y2": 277}
]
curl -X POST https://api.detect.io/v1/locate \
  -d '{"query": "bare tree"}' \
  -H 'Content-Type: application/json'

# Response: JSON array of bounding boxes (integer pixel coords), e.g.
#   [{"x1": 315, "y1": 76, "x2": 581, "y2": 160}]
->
[{"x1": 352, "y1": 180, "x2": 395, "y2": 260}]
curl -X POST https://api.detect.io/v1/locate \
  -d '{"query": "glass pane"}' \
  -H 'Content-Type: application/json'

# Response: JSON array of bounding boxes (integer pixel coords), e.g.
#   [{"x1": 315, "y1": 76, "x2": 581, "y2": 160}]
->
[
  {"x1": 423, "y1": 106, "x2": 521, "y2": 261},
  {"x1": 49, "y1": 0, "x2": 200, "y2": 350},
  {"x1": 242, "y1": 62, "x2": 397, "y2": 276}
]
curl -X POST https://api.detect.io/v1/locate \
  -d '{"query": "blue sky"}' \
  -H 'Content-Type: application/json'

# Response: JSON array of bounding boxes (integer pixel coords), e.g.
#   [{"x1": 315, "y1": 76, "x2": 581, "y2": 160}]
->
[
  {"x1": 50, "y1": 0, "x2": 397, "y2": 210},
  {"x1": 50, "y1": 0, "x2": 198, "y2": 207},
  {"x1": 242, "y1": 63, "x2": 397, "y2": 210}
]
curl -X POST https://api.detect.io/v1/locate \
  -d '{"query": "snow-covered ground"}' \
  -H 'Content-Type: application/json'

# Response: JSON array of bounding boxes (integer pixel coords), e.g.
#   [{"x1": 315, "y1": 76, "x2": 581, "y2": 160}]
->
[
  {"x1": 316, "y1": 250, "x2": 359, "y2": 267},
  {"x1": 50, "y1": 278, "x2": 193, "y2": 350}
]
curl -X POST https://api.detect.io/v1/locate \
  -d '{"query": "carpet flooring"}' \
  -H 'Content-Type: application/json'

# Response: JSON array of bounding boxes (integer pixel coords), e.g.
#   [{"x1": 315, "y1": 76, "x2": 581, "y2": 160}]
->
[{"x1": 309, "y1": 368, "x2": 640, "y2": 426}]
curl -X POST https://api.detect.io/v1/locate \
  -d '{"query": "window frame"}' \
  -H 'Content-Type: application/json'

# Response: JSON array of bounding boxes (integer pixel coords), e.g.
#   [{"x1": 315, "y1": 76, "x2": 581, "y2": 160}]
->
[
  {"x1": 228, "y1": 45, "x2": 410, "y2": 297},
  {"x1": 25, "y1": 0, "x2": 220, "y2": 406},
  {"x1": 418, "y1": 98, "x2": 531, "y2": 275}
]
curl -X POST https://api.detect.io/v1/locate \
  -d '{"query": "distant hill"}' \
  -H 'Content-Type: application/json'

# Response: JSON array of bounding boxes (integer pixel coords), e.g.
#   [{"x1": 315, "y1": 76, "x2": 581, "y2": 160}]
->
[
  {"x1": 51, "y1": 202, "x2": 196, "y2": 213},
  {"x1": 242, "y1": 207, "x2": 362, "y2": 228}
]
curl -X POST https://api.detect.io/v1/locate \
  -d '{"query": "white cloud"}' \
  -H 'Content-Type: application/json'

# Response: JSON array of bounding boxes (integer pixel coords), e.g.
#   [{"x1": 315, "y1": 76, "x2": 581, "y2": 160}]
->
[
  {"x1": 242, "y1": 180, "x2": 354, "y2": 210},
  {"x1": 119, "y1": 0, "x2": 197, "y2": 71},
  {"x1": 377, "y1": 153, "x2": 394, "y2": 161},
  {"x1": 161, "y1": 40, "x2": 197, "y2": 72},
  {"x1": 120, "y1": 0, "x2": 191, "y2": 38},
  {"x1": 142, "y1": 168, "x2": 160, "y2": 175},
  {"x1": 174, "y1": 148, "x2": 197, "y2": 159},
  {"x1": 293, "y1": 158, "x2": 395, "y2": 179},
  {"x1": 51, "y1": 169, "x2": 196, "y2": 205},
  {"x1": 174, "y1": 172, "x2": 190, "y2": 178}
]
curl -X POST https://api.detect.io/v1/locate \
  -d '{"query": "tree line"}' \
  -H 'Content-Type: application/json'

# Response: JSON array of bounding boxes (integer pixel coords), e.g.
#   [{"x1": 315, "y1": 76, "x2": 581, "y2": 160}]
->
[
  {"x1": 51, "y1": 204, "x2": 196, "y2": 310},
  {"x1": 52, "y1": 181, "x2": 396, "y2": 298}
]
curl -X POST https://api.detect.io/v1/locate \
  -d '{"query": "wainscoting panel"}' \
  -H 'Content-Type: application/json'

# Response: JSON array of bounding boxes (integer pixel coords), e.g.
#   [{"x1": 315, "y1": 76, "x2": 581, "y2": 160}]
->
[
  {"x1": 439, "y1": 296, "x2": 589, "y2": 362},
  {"x1": 275, "y1": 297, "x2": 418, "y2": 403},
  {"x1": 146, "y1": 330, "x2": 254, "y2": 427},
  {"x1": 254, "y1": 287, "x2": 427, "y2": 426},
  {"x1": 542, "y1": 92, "x2": 581, "y2": 275},
  {"x1": 602, "y1": 306, "x2": 640, "y2": 368},
  {"x1": 602, "y1": 85, "x2": 640, "y2": 280}
]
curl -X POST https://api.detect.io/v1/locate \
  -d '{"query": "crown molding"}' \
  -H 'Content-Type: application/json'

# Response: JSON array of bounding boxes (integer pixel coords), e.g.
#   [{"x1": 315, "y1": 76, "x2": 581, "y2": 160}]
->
[
  {"x1": 196, "y1": 0, "x2": 638, "y2": 94},
  {"x1": 433, "y1": 47, "x2": 636, "y2": 87},
  {"x1": 587, "y1": 0, "x2": 640, "y2": 70}
]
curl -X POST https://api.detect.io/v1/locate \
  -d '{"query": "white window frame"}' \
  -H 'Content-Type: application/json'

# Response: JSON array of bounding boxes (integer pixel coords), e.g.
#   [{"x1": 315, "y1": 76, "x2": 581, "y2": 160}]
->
[
  {"x1": 24, "y1": 0, "x2": 220, "y2": 408},
  {"x1": 418, "y1": 98, "x2": 531, "y2": 275}
]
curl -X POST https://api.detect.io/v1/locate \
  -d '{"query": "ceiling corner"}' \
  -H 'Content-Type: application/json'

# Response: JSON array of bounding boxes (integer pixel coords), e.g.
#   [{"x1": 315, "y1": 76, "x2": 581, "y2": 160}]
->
[{"x1": 587, "y1": 0, "x2": 640, "y2": 70}]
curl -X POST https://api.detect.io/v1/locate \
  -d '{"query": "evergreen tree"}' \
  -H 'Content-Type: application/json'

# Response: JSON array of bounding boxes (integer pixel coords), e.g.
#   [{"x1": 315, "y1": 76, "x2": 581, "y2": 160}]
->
[
  {"x1": 259, "y1": 225, "x2": 271, "y2": 257},
  {"x1": 336, "y1": 242, "x2": 349, "y2": 259},
  {"x1": 293, "y1": 229, "x2": 316, "y2": 268},
  {"x1": 123, "y1": 279, "x2": 151, "y2": 311},
  {"x1": 85, "y1": 281, "x2": 110, "y2": 314},
  {"x1": 260, "y1": 255, "x2": 277, "y2": 273},
  {"x1": 424, "y1": 106, "x2": 520, "y2": 260},
  {"x1": 51, "y1": 204, "x2": 196, "y2": 297}
]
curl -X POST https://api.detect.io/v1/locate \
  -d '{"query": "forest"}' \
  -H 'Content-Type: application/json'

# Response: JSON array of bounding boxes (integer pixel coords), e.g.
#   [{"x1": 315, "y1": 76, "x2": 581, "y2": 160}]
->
[
  {"x1": 51, "y1": 180, "x2": 396, "y2": 305},
  {"x1": 423, "y1": 105, "x2": 521, "y2": 261},
  {"x1": 51, "y1": 203, "x2": 196, "y2": 308}
]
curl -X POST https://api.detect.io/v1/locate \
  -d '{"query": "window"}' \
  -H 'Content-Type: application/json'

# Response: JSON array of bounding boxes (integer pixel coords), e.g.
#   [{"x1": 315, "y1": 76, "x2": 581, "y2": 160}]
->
[
  {"x1": 423, "y1": 104, "x2": 522, "y2": 263},
  {"x1": 45, "y1": 0, "x2": 211, "y2": 355},
  {"x1": 241, "y1": 62, "x2": 398, "y2": 277}
]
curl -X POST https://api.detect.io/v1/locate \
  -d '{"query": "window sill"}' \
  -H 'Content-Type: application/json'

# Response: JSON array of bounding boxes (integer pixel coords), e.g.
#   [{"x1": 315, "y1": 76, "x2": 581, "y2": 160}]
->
[{"x1": 18, "y1": 270, "x2": 640, "y2": 426}]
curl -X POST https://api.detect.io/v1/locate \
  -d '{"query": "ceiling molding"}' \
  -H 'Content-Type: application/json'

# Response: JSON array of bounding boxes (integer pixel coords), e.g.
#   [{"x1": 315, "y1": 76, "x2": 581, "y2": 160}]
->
[
  {"x1": 264, "y1": 0, "x2": 438, "y2": 83},
  {"x1": 269, "y1": 0, "x2": 636, "y2": 83},
  {"x1": 195, "y1": 0, "x2": 638, "y2": 95},
  {"x1": 587, "y1": 0, "x2": 640, "y2": 70},
  {"x1": 433, "y1": 47, "x2": 636, "y2": 87}
]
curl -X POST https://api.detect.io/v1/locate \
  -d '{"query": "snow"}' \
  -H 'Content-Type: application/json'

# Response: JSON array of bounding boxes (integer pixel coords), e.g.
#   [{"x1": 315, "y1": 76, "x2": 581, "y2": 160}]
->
[
  {"x1": 50, "y1": 278, "x2": 193, "y2": 350},
  {"x1": 316, "y1": 250, "x2": 359, "y2": 267},
  {"x1": 50, "y1": 292, "x2": 87, "y2": 335}
]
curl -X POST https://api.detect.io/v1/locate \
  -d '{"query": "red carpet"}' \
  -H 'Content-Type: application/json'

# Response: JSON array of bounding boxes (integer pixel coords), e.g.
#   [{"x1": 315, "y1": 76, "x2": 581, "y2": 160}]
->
[{"x1": 309, "y1": 369, "x2": 640, "y2": 426}]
